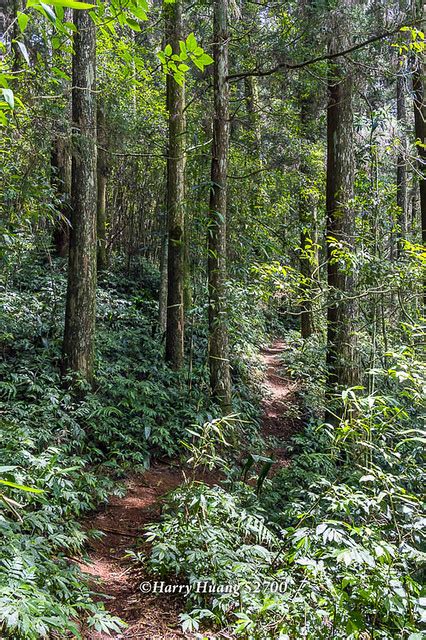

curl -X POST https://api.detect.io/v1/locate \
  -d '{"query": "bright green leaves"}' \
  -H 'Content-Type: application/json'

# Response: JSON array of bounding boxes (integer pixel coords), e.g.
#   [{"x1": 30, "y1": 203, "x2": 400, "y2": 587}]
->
[
  {"x1": 125, "y1": 18, "x2": 142, "y2": 32},
  {"x1": 158, "y1": 32, "x2": 213, "y2": 86},
  {"x1": 107, "y1": 0, "x2": 148, "y2": 34},
  {"x1": 394, "y1": 26, "x2": 425, "y2": 56},
  {"x1": 26, "y1": 0, "x2": 94, "y2": 9},
  {"x1": 185, "y1": 31, "x2": 197, "y2": 51},
  {"x1": 179, "y1": 40, "x2": 187, "y2": 59},
  {"x1": 17, "y1": 12, "x2": 29, "y2": 33},
  {"x1": 0, "y1": 479, "x2": 43, "y2": 493},
  {"x1": 24, "y1": 0, "x2": 77, "y2": 43},
  {"x1": 184, "y1": 31, "x2": 214, "y2": 70},
  {"x1": 129, "y1": 1, "x2": 149, "y2": 22}
]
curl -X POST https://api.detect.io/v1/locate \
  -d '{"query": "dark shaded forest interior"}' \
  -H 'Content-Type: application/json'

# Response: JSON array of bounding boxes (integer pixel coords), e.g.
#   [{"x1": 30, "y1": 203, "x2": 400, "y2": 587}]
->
[{"x1": 0, "y1": 0, "x2": 425, "y2": 638}]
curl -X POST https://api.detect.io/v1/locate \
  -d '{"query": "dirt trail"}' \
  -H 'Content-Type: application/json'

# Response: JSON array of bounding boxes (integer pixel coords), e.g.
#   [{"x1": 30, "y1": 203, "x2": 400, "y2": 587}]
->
[
  {"x1": 260, "y1": 340, "x2": 300, "y2": 466},
  {"x1": 79, "y1": 340, "x2": 298, "y2": 639},
  {"x1": 80, "y1": 465, "x2": 189, "y2": 639}
]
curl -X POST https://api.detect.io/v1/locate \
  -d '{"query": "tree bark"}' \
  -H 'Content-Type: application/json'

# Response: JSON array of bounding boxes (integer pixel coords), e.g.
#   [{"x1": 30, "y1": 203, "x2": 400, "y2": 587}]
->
[
  {"x1": 326, "y1": 6, "x2": 357, "y2": 394},
  {"x1": 299, "y1": 96, "x2": 316, "y2": 339},
  {"x1": 413, "y1": 66, "x2": 426, "y2": 242},
  {"x1": 413, "y1": 60, "x2": 426, "y2": 308},
  {"x1": 208, "y1": 0, "x2": 232, "y2": 411},
  {"x1": 51, "y1": 135, "x2": 71, "y2": 257},
  {"x1": 62, "y1": 9, "x2": 97, "y2": 384},
  {"x1": 164, "y1": 0, "x2": 186, "y2": 369},
  {"x1": 97, "y1": 100, "x2": 108, "y2": 272},
  {"x1": 159, "y1": 214, "x2": 168, "y2": 335},
  {"x1": 396, "y1": 72, "x2": 408, "y2": 253}
]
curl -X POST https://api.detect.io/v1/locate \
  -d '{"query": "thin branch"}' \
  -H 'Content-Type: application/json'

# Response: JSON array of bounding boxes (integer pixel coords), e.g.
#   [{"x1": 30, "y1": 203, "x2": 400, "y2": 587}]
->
[{"x1": 227, "y1": 20, "x2": 425, "y2": 81}]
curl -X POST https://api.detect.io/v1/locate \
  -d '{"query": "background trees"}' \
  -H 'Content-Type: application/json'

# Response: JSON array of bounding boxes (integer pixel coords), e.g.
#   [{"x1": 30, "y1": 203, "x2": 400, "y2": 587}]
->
[
  {"x1": 0, "y1": 0, "x2": 424, "y2": 396},
  {"x1": 164, "y1": 0, "x2": 186, "y2": 369},
  {"x1": 62, "y1": 7, "x2": 97, "y2": 383},
  {"x1": 207, "y1": 0, "x2": 232, "y2": 410}
]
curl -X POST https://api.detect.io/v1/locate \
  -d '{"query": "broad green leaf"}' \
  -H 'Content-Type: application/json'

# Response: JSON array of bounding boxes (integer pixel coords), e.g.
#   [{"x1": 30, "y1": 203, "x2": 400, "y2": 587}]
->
[
  {"x1": 28, "y1": 0, "x2": 95, "y2": 9},
  {"x1": 16, "y1": 41, "x2": 30, "y2": 65},
  {"x1": 126, "y1": 17, "x2": 141, "y2": 31},
  {"x1": 186, "y1": 32, "x2": 197, "y2": 52},
  {"x1": 17, "y1": 11, "x2": 29, "y2": 32},
  {"x1": 129, "y1": 5, "x2": 147, "y2": 20},
  {"x1": 179, "y1": 40, "x2": 187, "y2": 59},
  {"x1": 199, "y1": 53, "x2": 213, "y2": 66},
  {"x1": 1, "y1": 88, "x2": 14, "y2": 109},
  {"x1": 192, "y1": 57, "x2": 205, "y2": 72},
  {"x1": 173, "y1": 71, "x2": 184, "y2": 86},
  {"x1": 38, "y1": 2, "x2": 57, "y2": 21},
  {"x1": 0, "y1": 479, "x2": 43, "y2": 493}
]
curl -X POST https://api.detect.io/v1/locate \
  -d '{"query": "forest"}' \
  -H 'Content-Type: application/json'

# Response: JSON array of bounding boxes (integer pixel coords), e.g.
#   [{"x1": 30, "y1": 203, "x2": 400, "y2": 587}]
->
[{"x1": 0, "y1": 0, "x2": 425, "y2": 637}]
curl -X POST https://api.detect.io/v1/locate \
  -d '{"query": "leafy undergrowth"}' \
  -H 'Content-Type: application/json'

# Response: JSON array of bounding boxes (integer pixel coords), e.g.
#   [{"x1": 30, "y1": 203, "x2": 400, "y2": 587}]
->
[
  {"x1": 143, "y1": 327, "x2": 426, "y2": 639},
  {"x1": 0, "y1": 251, "x2": 263, "y2": 638}
]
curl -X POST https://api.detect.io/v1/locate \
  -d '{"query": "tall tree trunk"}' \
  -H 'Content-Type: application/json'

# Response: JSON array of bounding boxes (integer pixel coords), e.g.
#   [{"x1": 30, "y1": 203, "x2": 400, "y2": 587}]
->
[
  {"x1": 326, "y1": 6, "x2": 357, "y2": 394},
  {"x1": 158, "y1": 213, "x2": 169, "y2": 335},
  {"x1": 244, "y1": 75, "x2": 264, "y2": 222},
  {"x1": 413, "y1": 62, "x2": 426, "y2": 308},
  {"x1": 62, "y1": 9, "x2": 97, "y2": 384},
  {"x1": 396, "y1": 72, "x2": 408, "y2": 253},
  {"x1": 164, "y1": 0, "x2": 186, "y2": 369},
  {"x1": 299, "y1": 96, "x2": 316, "y2": 339},
  {"x1": 50, "y1": 7, "x2": 72, "y2": 257},
  {"x1": 208, "y1": 0, "x2": 232, "y2": 411},
  {"x1": 412, "y1": 0, "x2": 426, "y2": 309},
  {"x1": 413, "y1": 65, "x2": 426, "y2": 220},
  {"x1": 11, "y1": 0, "x2": 21, "y2": 71},
  {"x1": 51, "y1": 135, "x2": 71, "y2": 257},
  {"x1": 395, "y1": 0, "x2": 409, "y2": 255},
  {"x1": 97, "y1": 100, "x2": 108, "y2": 272},
  {"x1": 244, "y1": 76, "x2": 262, "y2": 157}
]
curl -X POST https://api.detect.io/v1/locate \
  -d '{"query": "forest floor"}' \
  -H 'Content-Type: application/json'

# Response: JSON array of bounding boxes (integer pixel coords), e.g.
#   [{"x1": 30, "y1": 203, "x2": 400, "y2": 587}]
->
[{"x1": 79, "y1": 340, "x2": 299, "y2": 639}]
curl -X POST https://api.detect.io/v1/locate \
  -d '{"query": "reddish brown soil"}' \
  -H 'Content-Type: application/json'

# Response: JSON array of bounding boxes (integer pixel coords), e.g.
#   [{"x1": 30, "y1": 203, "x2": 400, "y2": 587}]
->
[
  {"x1": 79, "y1": 465, "x2": 191, "y2": 639},
  {"x1": 78, "y1": 340, "x2": 298, "y2": 639},
  {"x1": 260, "y1": 341, "x2": 300, "y2": 467}
]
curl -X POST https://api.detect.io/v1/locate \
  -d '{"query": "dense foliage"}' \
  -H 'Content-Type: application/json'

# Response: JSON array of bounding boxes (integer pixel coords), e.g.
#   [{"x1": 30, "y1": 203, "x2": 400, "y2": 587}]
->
[
  {"x1": 0, "y1": 0, "x2": 425, "y2": 638},
  {"x1": 145, "y1": 329, "x2": 426, "y2": 638},
  {"x1": 0, "y1": 251, "x2": 266, "y2": 637}
]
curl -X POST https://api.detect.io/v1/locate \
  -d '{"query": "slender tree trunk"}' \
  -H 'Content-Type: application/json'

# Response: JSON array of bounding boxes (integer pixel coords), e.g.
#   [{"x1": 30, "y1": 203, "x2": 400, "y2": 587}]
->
[
  {"x1": 244, "y1": 76, "x2": 262, "y2": 157},
  {"x1": 97, "y1": 100, "x2": 108, "y2": 271},
  {"x1": 159, "y1": 214, "x2": 169, "y2": 335},
  {"x1": 391, "y1": 0, "x2": 409, "y2": 259},
  {"x1": 326, "y1": 6, "x2": 357, "y2": 394},
  {"x1": 396, "y1": 72, "x2": 408, "y2": 253},
  {"x1": 244, "y1": 75, "x2": 264, "y2": 223},
  {"x1": 51, "y1": 136, "x2": 71, "y2": 256},
  {"x1": 11, "y1": 0, "x2": 21, "y2": 71},
  {"x1": 411, "y1": 0, "x2": 426, "y2": 309},
  {"x1": 164, "y1": 0, "x2": 186, "y2": 369},
  {"x1": 413, "y1": 62, "x2": 426, "y2": 240},
  {"x1": 183, "y1": 221, "x2": 192, "y2": 311},
  {"x1": 208, "y1": 0, "x2": 232, "y2": 411},
  {"x1": 62, "y1": 9, "x2": 97, "y2": 384},
  {"x1": 299, "y1": 96, "x2": 316, "y2": 339},
  {"x1": 51, "y1": 7, "x2": 72, "y2": 257},
  {"x1": 413, "y1": 61, "x2": 426, "y2": 309}
]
